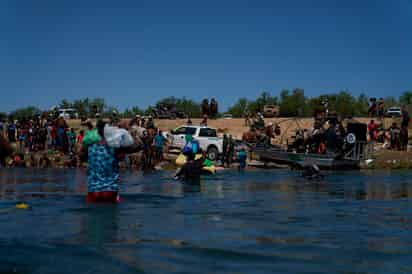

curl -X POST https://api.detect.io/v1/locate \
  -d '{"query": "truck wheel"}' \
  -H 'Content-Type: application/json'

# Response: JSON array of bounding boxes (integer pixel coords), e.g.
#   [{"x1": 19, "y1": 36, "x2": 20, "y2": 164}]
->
[{"x1": 207, "y1": 146, "x2": 219, "y2": 161}]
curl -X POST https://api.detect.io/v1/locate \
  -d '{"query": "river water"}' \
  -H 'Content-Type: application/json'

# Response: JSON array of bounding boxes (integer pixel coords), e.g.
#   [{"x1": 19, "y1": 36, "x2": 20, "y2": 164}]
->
[{"x1": 0, "y1": 168, "x2": 411, "y2": 274}]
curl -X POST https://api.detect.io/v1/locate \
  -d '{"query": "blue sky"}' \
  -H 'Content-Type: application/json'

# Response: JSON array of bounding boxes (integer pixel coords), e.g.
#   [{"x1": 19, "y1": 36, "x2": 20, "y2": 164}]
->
[{"x1": 1, "y1": 0, "x2": 411, "y2": 112}]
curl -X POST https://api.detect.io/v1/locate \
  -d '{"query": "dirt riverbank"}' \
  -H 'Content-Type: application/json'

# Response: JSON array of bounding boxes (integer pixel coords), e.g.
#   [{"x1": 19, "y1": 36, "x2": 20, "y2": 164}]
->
[{"x1": 68, "y1": 117, "x2": 404, "y2": 144}]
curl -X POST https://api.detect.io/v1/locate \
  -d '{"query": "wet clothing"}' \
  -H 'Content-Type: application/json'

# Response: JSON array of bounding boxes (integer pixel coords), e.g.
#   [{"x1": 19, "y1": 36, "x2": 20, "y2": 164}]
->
[
  {"x1": 176, "y1": 160, "x2": 203, "y2": 184},
  {"x1": 86, "y1": 191, "x2": 119, "y2": 203},
  {"x1": 82, "y1": 137, "x2": 142, "y2": 202},
  {"x1": 87, "y1": 142, "x2": 119, "y2": 193}
]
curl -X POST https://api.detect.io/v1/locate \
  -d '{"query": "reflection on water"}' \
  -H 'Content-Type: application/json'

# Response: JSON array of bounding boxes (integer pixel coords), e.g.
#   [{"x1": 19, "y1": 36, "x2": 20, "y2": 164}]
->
[{"x1": 0, "y1": 168, "x2": 412, "y2": 273}]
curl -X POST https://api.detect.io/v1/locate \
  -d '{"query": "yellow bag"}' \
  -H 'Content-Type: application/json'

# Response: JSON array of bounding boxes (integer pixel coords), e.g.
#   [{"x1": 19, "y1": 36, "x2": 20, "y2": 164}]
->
[
  {"x1": 202, "y1": 166, "x2": 216, "y2": 174},
  {"x1": 176, "y1": 153, "x2": 203, "y2": 166},
  {"x1": 175, "y1": 154, "x2": 187, "y2": 166}
]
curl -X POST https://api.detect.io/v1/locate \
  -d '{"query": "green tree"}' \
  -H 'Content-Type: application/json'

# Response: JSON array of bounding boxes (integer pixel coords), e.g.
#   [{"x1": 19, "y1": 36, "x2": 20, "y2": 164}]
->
[
  {"x1": 178, "y1": 97, "x2": 201, "y2": 118},
  {"x1": 121, "y1": 106, "x2": 144, "y2": 118},
  {"x1": 384, "y1": 96, "x2": 398, "y2": 108},
  {"x1": 59, "y1": 99, "x2": 72, "y2": 109},
  {"x1": 399, "y1": 91, "x2": 412, "y2": 106},
  {"x1": 354, "y1": 93, "x2": 369, "y2": 116},
  {"x1": 308, "y1": 91, "x2": 358, "y2": 117},
  {"x1": 145, "y1": 106, "x2": 155, "y2": 116},
  {"x1": 228, "y1": 98, "x2": 249, "y2": 118},
  {"x1": 0, "y1": 112, "x2": 7, "y2": 121},
  {"x1": 307, "y1": 96, "x2": 324, "y2": 116},
  {"x1": 10, "y1": 106, "x2": 42, "y2": 120},
  {"x1": 90, "y1": 98, "x2": 106, "y2": 114},
  {"x1": 72, "y1": 98, "x2": 90, "y2": 117},
  {"x1": 279, "y1": 88, "x2": 308, "y2": 117},
  {"x1": 334, "y1": 91, "x2": 356, "y2": 117},
  {"x1": 154, "y1": 96, "x2": 201, "y2": 118},
  {"x1": 248, "y1": 91, "x2": 278, "y2": 114}
]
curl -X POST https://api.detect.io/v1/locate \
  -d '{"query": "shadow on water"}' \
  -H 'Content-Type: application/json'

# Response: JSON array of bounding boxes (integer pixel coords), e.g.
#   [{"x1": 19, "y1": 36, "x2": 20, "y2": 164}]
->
[{"x1": 1, "y1": 168, "x2": 412, "y2": 273}]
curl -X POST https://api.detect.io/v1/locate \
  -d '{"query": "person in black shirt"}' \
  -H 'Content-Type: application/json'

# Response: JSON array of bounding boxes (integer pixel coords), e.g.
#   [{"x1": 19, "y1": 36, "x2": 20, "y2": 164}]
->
[{"x1": 174, "y1": 153, "x2": 204, "y2": 184}]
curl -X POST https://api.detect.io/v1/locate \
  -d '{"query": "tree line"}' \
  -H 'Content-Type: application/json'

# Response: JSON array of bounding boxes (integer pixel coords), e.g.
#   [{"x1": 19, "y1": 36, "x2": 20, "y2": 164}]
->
[
  {"x1": 2, "y1": 90, "x2": 412, "y2": 121},
  {"x1": 228, "y1": 90, "x2": 412, "y2": 118}
]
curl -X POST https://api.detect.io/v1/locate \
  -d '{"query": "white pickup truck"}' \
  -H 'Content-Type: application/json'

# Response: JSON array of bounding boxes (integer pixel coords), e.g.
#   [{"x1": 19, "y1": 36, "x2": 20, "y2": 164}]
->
[{"x1": 165, "y1": 125, "x2": 223, "y2": 161}]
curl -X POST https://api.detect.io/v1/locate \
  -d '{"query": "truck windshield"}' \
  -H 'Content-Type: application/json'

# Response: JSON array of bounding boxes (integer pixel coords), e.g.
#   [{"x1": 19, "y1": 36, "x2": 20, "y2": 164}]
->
[
  {"x1": 174, "y1": 127, "x2": 197, "y2": 135},
  {"x1": 199, "y1": 128, "x2": 217, "y2": 137}
]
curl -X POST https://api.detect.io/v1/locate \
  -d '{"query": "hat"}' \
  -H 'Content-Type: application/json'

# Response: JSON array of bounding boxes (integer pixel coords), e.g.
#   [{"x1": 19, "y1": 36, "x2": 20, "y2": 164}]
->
[{"x1": 135, "y1": 114, "x2": 141, "y2": 118}]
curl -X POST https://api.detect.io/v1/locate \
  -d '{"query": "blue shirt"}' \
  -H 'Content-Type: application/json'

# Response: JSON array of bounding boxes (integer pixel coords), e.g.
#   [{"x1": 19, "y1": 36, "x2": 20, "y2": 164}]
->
[
  {"x1": 154, "y1": 134, "x2": 165, "y2": 148},
  {"x1": 87, "y1": 143, "x2": 119, "y2": 193}
]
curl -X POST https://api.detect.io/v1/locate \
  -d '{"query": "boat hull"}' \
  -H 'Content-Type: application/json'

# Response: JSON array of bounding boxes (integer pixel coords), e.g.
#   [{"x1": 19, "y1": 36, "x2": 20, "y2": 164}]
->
[{"x1": 253, "y1": 147, "x2": 359, "y2": 170}]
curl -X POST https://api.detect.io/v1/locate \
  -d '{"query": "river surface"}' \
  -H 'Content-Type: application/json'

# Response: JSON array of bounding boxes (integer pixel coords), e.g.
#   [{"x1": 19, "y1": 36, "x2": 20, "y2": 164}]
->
[{"x1": 0, "y1": 168, "x2": 411, "y2": 274}]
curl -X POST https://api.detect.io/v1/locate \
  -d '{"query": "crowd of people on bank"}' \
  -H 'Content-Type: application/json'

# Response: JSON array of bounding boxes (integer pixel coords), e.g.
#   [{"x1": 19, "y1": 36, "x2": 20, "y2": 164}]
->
[
  {"x1": 241, "y1": 106, "x2": 411, "y2": 156},
  {"x1": 367, "y1": 105, "x2": 410, "y2": 151},
  {"x1": 0, "y1": 103, "x2": 411, "y2": 170},
  {"x1": 0, "y1": 113, "x2": 169, "y2": 169}
]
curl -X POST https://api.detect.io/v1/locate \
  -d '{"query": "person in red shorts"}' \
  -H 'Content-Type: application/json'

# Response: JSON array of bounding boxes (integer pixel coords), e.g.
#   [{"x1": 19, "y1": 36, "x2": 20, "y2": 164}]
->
[{"x1": 81, "y1": 120, "x2": 141, "y2": 203}]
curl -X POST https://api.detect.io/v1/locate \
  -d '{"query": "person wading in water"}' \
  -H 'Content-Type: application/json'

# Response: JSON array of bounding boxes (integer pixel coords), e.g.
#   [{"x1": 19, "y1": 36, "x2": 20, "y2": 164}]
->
[
  {"x1": 174, "y1": 152, "x2": 204, "y2": 184},
  {"x1": 81, "y1": 120, "x2": 142, "y2": 203}
]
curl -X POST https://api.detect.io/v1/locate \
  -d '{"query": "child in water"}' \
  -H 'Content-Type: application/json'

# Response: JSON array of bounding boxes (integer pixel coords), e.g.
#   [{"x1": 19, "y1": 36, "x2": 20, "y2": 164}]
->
[{"x1": 81, "y1": 120, "x2": 141, "y2": 203}]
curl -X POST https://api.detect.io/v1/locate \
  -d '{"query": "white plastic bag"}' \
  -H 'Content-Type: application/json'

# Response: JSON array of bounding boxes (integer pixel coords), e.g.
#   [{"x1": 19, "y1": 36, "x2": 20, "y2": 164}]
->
[{"x1": 104, "y1": 125, "x2": 134, "y2": 148}]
